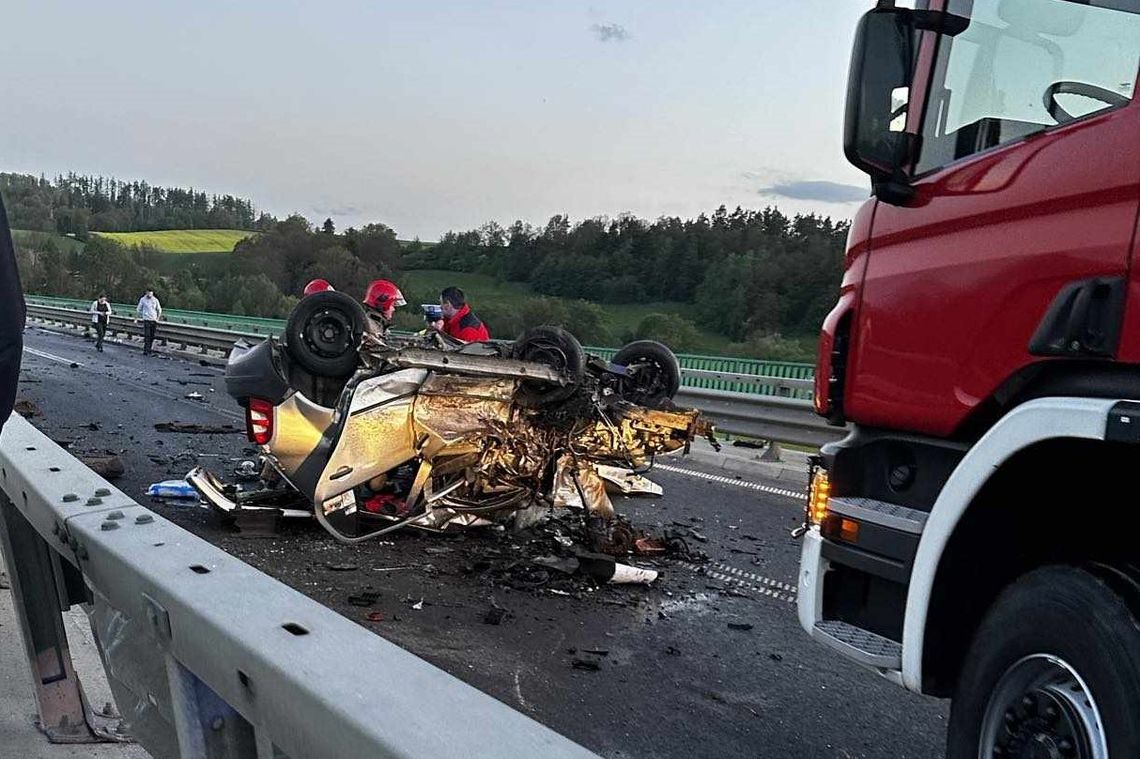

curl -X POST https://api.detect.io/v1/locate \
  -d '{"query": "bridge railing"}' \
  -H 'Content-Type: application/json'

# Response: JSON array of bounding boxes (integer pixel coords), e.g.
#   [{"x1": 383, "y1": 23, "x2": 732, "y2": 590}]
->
[{"x1": 25, "y1": 295, "x2": 816, "y2": 400}]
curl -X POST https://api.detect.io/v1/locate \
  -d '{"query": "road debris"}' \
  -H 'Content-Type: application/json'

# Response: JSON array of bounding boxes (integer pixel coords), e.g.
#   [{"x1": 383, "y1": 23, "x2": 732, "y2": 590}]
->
[
  {"x1": 576, "y1": 551, "x2": 658, "y2": 585},
  {"x1": 325, "y1": 562, "x2": 358, "y2": 572},
  {"x1": 483, "y1": 606, "x2": 509, "y2": 625},
  {"x1": 347, "y1": 591, "x2": 380, "y2": 607},
  {"x1": 727, "y1": 622, "x2": 754, "y2": 632},
  {"x1": 14, "y1": 399, "x2": 41, "y2": 418},
  {"x1": 365, "y1": 611, "x2": 385, "y2": 623},
  {"x1": 155, "y1": 422, "x2": 242, "y2": 434},
  {"x1": 80, "y1": 454, "x2": 125, "y2": 480},
  {"x1": 146, "y1": 480, "x2": 200, "y2": 499}
]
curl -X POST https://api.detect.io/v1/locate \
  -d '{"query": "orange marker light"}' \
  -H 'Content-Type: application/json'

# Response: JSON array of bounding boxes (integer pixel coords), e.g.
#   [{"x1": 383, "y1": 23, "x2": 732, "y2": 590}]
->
[{"x1": 809, "y1": 469, "x2": 830, "y2": 525}]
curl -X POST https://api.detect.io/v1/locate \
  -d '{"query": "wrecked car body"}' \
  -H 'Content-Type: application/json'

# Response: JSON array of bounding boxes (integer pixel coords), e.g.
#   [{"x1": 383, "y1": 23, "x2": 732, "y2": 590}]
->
[{"x1": 187, "y1": 290, "x2": 713, "y2": 544}]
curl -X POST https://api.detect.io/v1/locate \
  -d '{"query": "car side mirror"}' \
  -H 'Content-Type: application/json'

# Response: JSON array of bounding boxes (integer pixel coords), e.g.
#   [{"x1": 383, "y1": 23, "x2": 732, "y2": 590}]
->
[{"x1": 844, "y1": 6, "x2": 917, "y2": 203}]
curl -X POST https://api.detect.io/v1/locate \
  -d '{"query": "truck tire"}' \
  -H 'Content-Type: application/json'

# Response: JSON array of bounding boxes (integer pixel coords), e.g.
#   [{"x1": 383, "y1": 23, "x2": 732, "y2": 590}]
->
[
  {"x1": 947, "y1": 565, "x2": 1140, "y2": 759},
  {"x1": 284, "y1": 291, "x2": 368, "y2": 378},
  {"x1": 611, "y1": 340, "x2": 682, "y2": 408}
]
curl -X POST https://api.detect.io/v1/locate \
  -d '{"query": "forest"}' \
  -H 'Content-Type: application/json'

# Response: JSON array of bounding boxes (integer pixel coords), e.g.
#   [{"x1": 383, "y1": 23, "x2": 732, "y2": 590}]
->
[{"x1": 6, "y1": 171, "x2": 848, "y2": 358}]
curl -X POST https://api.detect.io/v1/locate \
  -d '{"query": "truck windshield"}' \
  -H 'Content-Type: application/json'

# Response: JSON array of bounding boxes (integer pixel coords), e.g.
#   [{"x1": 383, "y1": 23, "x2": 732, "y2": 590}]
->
[{"x1": 915, "y1": 0, "x2": 1140, "y2": 174}]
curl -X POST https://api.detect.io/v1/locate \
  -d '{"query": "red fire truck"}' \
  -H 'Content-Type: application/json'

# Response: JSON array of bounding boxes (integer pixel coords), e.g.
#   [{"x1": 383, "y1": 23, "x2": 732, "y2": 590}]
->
[{"x1": 799, "y1": 2, "x2": 1140, "y2": 756}]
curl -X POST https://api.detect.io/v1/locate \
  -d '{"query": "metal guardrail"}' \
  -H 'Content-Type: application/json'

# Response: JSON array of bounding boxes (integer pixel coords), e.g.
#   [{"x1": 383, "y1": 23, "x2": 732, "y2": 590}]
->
[
  {"x1": 0, "y1": 414, "x2": 598, "y2": 758},
  {"x1": 25, "y1": 302, "x2": 847, "y2": 447},
  {"x1": 24, "y1": 295, "x2": 817, "y2": 395}
]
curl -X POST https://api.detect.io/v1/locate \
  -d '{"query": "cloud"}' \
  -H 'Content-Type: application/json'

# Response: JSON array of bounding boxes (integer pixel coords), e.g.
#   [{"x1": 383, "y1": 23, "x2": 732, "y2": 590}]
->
[
  {"x1": 757, "y1": 180, "x2": 868, "y2": 204},
  {"x1": 311, "y1": 205, "x2": 362, "y2": 217},
  {"x1": 590, "y1": 23, "x2": 630, "y2": 43}
]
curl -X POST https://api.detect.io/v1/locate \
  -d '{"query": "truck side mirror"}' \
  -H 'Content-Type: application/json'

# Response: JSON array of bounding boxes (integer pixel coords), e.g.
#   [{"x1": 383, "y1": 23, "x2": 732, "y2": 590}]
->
[{"x1": 844, "y1": 7, "x2": 917, "y2": 201}]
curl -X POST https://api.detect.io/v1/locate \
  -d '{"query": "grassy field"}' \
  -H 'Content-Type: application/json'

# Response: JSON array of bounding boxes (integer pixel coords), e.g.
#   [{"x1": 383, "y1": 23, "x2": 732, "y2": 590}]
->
[
  {"x1": 11, "y1": 229, "x2": 86, "y2": 254},
  {"x1": 93, "y1": 229, "x2": 255, "y2": 253},
  {"x1": 398, "y1": 269, "x2": 739, "y2": 351}
]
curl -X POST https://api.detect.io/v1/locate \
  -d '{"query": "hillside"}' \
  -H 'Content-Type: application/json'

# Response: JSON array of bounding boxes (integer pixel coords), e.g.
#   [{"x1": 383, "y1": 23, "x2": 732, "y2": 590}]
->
[
  {"x1": 397, "y1": 269, "x2": 740, "y2": 352},
  {"x1": 11, "y1": 229, "x2": 85, "y2": 254},
  {"x1": 93, "y1": 229, "x2": 255, "y2": 253}
]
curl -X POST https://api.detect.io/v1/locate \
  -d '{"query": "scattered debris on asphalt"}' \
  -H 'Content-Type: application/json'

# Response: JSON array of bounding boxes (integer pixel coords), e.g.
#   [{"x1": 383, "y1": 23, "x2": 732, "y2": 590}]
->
[
  {"x1": 14, "y1": 399, "x2": 42, "y2": 418},
  {"x1": 146, "y1": 480, "x2": 200, "y2": 499},
  {"x1": 155, "y1": 422, "x2": 241, "y2": 434},
  {"x1": 80, "y1": 454, "x2": 125, "y2": 480},
  {"x1": 325, "y1": 562, "x2": 358, "y2": 572},
  {"x1": 570, "y1": 658, "x2": 601, "y2": 672},
  {"x1": 483, "y1": 606, "x2": 509, "y2": 625},
  {"x1": 347, "y1": 591, "x2": 381, "y2": 607}
]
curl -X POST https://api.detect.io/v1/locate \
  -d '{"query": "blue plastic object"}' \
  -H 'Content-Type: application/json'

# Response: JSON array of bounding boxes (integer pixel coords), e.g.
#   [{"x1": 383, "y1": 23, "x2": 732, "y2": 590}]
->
[{"x1": 147, "y1": 480, "x2": 199, "y2": 499}]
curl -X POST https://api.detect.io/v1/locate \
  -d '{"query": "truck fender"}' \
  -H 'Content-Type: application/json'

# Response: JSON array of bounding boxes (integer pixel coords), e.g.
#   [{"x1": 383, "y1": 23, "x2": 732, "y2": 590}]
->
[{"x1": 901, "y1": 396, "x2": 1118, "y2": 691}]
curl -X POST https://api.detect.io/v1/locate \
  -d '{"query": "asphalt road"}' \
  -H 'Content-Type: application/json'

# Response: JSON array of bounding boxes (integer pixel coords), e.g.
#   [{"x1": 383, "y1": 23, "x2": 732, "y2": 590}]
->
[{"x1": 14, "y1": 325, "x2": 949, "y2": 759}]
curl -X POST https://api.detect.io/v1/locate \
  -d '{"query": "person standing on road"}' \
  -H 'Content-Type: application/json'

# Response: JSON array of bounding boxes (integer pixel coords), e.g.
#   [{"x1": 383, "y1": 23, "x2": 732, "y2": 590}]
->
[
  {"x1": 89, "y1": 295, "x2": 113, "y2": 352},
  {"x1": 136, "y1": 289, "x2": 162, "y2": 356},
  {"x1": 440, "y1": 286, "x2": 490, "y2": 342}
]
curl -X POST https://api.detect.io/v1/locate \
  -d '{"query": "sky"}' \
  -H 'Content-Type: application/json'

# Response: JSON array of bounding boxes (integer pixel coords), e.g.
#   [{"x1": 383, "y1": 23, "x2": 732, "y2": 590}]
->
[{"x1": 0, "y1": 1, "x2": 871, "y2": 240}]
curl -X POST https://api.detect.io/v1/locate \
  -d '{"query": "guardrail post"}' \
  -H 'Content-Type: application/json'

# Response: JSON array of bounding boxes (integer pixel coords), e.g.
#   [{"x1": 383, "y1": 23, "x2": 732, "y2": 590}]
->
[
  {"x1": 0, "y1": 493, "x2": 111, "y2": 743},
  {"x1": 760, "y1": 441, "x2": 783, "y2": 463}
]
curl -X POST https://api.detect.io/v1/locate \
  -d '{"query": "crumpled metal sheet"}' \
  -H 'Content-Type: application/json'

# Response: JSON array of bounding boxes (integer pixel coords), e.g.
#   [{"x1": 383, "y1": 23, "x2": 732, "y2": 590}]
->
[
  {"x1": 551, "y1": 456, "x2": 614, "y2": 518},
  {"x1": 594, "y1": 464, "x2": 664, "y2": 497}
]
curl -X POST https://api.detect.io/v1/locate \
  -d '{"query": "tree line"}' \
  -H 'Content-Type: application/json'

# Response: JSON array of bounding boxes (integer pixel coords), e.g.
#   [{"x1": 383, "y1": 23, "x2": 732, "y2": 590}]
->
[
  {"x1": 405, "y1": 206, "x2": 848, "y2": 342},
  {"x1": 7, "y1": 168, "x2": 847, "y2": 358},
  {"x1": 1, "y1": 172, "x2": 268, "y2": 237}
]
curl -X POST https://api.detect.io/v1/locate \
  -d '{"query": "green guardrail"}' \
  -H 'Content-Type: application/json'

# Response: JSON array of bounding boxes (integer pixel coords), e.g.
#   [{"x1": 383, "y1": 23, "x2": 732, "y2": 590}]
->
[{"x1": 25, "y1": 294, "x2": 815, "y2": 398}]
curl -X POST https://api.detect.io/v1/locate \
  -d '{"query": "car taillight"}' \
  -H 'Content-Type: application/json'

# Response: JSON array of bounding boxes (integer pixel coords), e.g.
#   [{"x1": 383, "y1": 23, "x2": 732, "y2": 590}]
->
[{"x1": 246, "y1": 397, "x2": 274, "y2": 445}]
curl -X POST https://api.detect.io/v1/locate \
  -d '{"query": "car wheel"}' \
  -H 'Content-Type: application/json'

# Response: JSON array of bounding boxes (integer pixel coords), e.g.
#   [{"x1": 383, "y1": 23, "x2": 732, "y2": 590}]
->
[
  {"x1": 947, "y1": 565, "x2": 1140, "y2": 759},
  {"x1": 611, "y1": 340, "x2": 681, "y2": 407},
  {"x1": 511, "y1": 326, "x2": 586, "y2": 407},
  {"x1": 284, "y1": 291, "x2": 368, "y2": 377}
]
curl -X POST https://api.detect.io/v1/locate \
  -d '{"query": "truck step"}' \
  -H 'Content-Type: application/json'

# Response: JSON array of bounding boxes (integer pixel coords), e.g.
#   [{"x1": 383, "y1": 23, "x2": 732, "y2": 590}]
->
[
  {"x1": 828, "y1": 496, "x2": 927, "y2": 535},
  {"x1": 813, "y1": 620, "x2": 902, "y2": 670}
]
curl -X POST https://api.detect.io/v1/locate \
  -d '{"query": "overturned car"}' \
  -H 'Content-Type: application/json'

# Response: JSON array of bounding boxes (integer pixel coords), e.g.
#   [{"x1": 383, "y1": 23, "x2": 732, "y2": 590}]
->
[{"x1": 188, "y1": 290, "x2": 713, "y2": 544}]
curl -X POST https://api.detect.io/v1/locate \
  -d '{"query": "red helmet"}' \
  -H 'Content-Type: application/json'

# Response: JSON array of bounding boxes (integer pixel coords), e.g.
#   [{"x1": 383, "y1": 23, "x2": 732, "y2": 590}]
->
[
  {"x1": 363, "y1": 279, "x2": 406, "y2": 311},
  {"x1": 303, "y1": 278, "x2": 334, "y2": 297}
]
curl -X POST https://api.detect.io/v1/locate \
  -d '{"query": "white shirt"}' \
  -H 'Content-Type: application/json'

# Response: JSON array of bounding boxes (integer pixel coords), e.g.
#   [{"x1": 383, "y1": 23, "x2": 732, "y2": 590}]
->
[
  {"x1": 136, "y1": 295, "x2": 162, "y2": 322},
  {"x1": 89, "y1": 300, "x2": 113, "y2": 324}
]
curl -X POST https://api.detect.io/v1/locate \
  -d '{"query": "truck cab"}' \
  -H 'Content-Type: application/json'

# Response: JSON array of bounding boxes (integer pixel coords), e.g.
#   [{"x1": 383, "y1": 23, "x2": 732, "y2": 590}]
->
[{"x1": 801, "y1": 2, "x2": 1140, "y2": 756}]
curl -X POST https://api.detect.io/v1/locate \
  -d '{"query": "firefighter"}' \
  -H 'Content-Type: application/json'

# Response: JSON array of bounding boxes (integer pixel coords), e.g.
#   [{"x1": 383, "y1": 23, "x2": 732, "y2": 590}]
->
[
  {"x1": 362, "y1": 279, "x2": 406, "y2": 335},
  {"x1": 440, "y1": 286, "x2": 490, "y2": 342}
]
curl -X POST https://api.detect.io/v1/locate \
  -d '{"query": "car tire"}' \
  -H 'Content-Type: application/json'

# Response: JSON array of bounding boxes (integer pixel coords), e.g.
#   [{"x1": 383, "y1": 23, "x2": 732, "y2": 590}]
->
[
  {"x1": 946, "y1": 565, "x2": 1140, "y2": 759},
  {"x1": 511, "y1": 326, "x2": 586, "y2": 407},
  {"x1": 284, "y1": 291, "x2": 368, "y2": 378},
  {"x1": 611, "y1": 340, "x2": 682, "y2": 408}
]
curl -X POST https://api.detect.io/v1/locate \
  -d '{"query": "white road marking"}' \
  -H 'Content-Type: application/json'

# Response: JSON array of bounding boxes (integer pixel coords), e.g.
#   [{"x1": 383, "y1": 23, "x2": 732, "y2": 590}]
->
[
  {"x1": 654, "y1": 463, "x2": 805, "y2": 501},
  {"x1": 23, "y1": 346, "x2": 84, "y2": 367},
  {"x1": 672, "y1": 559, "x2": 798, "y2": 604}
]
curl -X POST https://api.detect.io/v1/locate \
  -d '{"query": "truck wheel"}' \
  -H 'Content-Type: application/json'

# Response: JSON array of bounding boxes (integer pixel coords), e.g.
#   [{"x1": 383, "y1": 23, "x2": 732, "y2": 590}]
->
[
  {"x1": 947, "y1": 566, "x2": 1140, "y2": 759},
  {"x1": 284, "y1": 291, "x2": 367, "y2": 378},
  {"x1": 611, "y1": 340, "x2": 681, "y2": 408}
]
